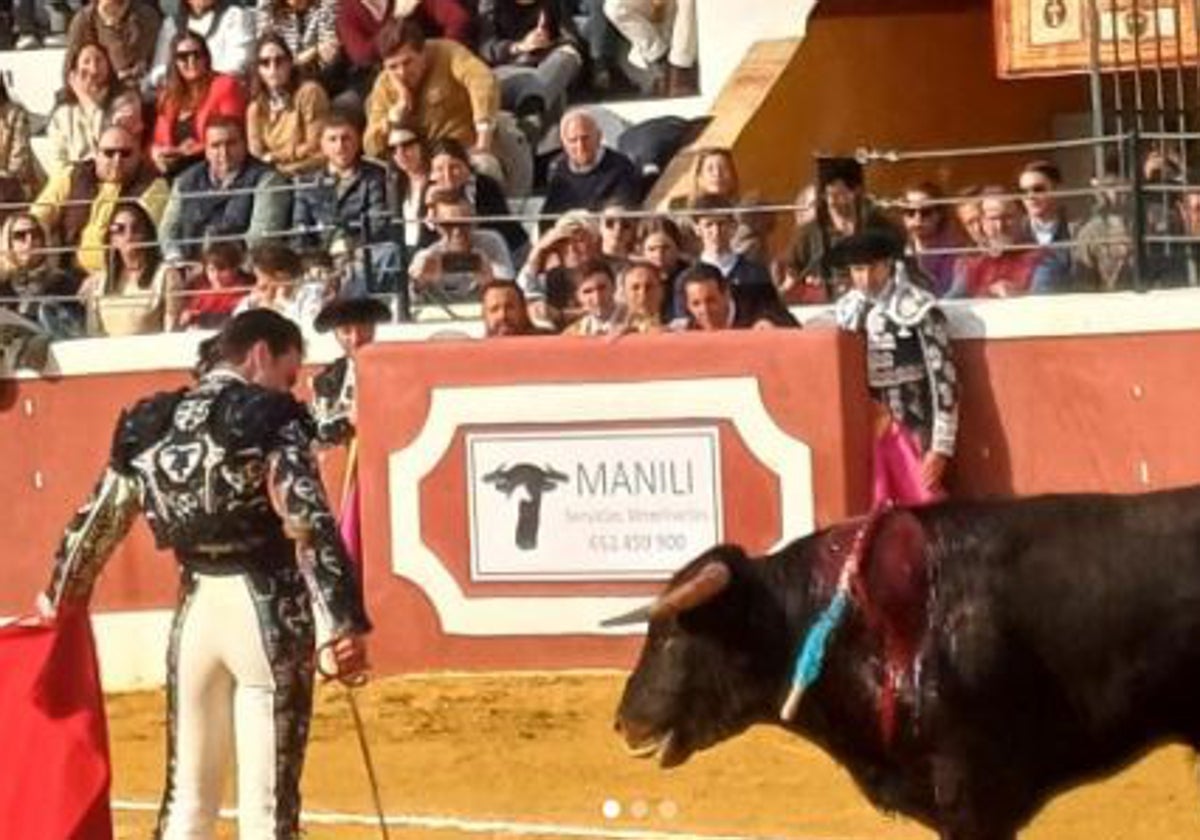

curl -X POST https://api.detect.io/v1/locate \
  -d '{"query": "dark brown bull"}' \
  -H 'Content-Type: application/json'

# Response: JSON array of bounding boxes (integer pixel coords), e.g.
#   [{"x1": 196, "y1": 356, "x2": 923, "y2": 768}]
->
[{"x1": 609, "y1": 487, "x2": 1200, "y2": 839}]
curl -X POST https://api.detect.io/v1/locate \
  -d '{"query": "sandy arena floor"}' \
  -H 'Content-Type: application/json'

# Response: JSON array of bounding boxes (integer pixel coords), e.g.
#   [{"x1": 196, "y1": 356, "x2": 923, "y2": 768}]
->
[{"x1": 109, "y1": 671, "x2": 1200, "y2": 839}]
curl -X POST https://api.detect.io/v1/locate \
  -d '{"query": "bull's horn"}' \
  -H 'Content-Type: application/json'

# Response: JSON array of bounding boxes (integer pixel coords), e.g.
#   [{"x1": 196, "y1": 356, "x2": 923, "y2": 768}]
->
[
  {"x1": 599, "y1": 603, "x2": 655, "y2": 627},
  {"x1": 651, "y1": 561, "x2": 731, "y2": 619}
]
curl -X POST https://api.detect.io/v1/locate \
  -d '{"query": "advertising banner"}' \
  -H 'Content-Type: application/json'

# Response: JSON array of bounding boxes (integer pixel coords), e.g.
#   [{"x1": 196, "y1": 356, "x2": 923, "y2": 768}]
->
[{"x1": 466, "y1": 427, "x2": 723, "y2": 582}]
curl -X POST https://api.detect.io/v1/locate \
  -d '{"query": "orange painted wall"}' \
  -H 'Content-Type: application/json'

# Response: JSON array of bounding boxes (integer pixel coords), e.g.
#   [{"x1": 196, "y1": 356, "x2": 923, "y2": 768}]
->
[{"x1": 727, "y1": 5, "x2": 1089, "y2": 215}]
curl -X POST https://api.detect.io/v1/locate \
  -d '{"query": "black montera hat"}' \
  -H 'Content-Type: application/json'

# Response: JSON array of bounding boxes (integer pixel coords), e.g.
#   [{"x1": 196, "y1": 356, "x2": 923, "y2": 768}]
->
[
  {"x1": 314, "y1": 297, "x2": 392, "y2": 333},
  {"x1": 828, "y1": 229, "x2": 904, "y2": 268}
]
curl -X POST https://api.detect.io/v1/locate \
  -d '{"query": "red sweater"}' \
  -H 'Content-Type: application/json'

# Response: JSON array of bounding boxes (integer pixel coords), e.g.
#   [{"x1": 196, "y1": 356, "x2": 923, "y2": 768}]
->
[
  {"x1": 337, "y1": 0, "x2": 393, "y2": 68},
  {"x1": 152, "y1": 74, "x2": 247, "y2": 151}
]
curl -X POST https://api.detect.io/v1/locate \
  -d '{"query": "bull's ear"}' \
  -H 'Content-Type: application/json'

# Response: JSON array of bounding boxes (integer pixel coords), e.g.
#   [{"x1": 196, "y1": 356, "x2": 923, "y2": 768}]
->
[
  {"x1": 650, "y1": 561, "x2": 731, "y2": 620},
  {"x1": 599, "y1": 604, "x2": 655, "y2": 627}
]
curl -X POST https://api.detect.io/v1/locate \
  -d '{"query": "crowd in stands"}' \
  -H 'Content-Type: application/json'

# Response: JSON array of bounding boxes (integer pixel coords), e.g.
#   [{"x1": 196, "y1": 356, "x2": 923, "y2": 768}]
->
[{"x1": 0, "y1": 0, "x2": 1192, "y2": 372}]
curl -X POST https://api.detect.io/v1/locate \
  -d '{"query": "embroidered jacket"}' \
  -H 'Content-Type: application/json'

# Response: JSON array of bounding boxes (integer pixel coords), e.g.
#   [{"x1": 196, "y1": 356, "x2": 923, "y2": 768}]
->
[
  {"x1": 311, "y1": 356, "x2": 355, "y2": 447},
  {"x1": 44, "y1": 369, "x2": 369, "y2": 634},
  {"x1": 836, "y1": 266, "x2": 959, "y2": 457}
]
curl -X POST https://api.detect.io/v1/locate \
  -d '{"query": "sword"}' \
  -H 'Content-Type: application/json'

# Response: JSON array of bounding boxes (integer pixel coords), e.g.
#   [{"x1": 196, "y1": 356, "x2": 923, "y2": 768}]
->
[
  {"x1": 316, "y1": 636, "x2": 391, "y2": 840},
  {"x1": 299, "y1": 544, "x2": 391, "y2": 840}
]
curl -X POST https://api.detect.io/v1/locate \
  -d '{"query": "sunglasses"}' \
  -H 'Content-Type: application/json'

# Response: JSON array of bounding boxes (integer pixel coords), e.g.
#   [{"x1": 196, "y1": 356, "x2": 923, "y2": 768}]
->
[
  {"x1": 1021, "y1": 182, "x2": 1051, "y2": 194},
  {"x1": 175, "y1": 50, "x2": 204, "y2": 63},
  {"x1": 99, "y1": 146, "x2": 135, "y2": 159},
  {"x1": 603, "y1": 217, "x2": 632, "y2": 229},
  {"x1": 258, "y1": 54, "x2": 288, "y2": 67},
  {"x1": 903, "y1": 207, "x2": 935, "y2": 218},
  {"x1": 11, "y1": 227, "x2": 40, "y2": 241}
]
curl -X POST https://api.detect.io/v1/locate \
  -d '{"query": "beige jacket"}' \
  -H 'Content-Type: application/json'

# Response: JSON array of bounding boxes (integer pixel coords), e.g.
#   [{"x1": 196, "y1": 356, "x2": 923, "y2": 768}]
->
[{"x1": 364, "y1": 39, "x2": 500, "y2": 159}]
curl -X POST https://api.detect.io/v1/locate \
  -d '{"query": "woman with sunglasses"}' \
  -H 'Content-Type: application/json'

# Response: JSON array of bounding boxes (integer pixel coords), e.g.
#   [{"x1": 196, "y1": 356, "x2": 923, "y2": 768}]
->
[
  {"x1": 47, "y1": 39, "x2": 120, "y2": 174},
  {"x1": 254, "y1": 0, "x2": 341, "y2": 88},
  {"x1": 246, "y1": 32, "x2": 329, "y2": 175},
  {"x1": 151, "y1": 32, "x2": 248, "y2": 175},
  {"x1": 80, "y1": 201, "x2": 182, "y2": 335},
  {"x1": 150, "y1": 0, "x2": 256, "y2": 88},
  {"x1": 0, "y1": 213, "x2": 84, "y2": 339}
]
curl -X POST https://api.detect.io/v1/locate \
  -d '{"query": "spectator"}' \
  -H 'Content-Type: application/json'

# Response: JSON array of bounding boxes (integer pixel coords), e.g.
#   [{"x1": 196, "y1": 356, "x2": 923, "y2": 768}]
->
[
  {"x1": 80, "y1": 200, "x2": 182, "y2": 335},
  {"x1": 603, "y1": 0, "x2": 697, "y2": 95},
  {"x1": 674, "y1": 262, "x2": 795, "y2": 331},
  {"x1": 1018, "y1": 159, "x2": 1075, "y2": 283},
  {"x1": 107, "y1": 86, "x2": 152, "y2": 151},
  {"x1": 831, "y1": 229, "x2": 957, "y2": 505},
  {"x1": 681, "y1": 147, "x2": 770, "y2": 260},
  {"x1": 428, "y1": 136, "x2": 529, "y2": 261},
  {"x1": 3, "y1": 0, "x2": 46, "y2": 50},
  {"x1": 66, "y1": 0, "x2": 163, "y2": 89},
  {"x1": 637, "y1": 215, "x2": 688, "y2": 319},
  {"x1": 581, "y1": 0, "x2": 619, "y2": 92},
  {"x1": 334, "y1": 0, "x2": 394, "y2": 102},
  {"x1": 152, "y1": 32, "x2": 249, "y2": 175},
  {"x1": 235, "y1": 239, "x2": 327, "y2": 322},
  {"x1": 47, "y1": 39, "x2": 120, "y2": 174},
  {"x1": 151, "y1": 0, "x2": 255, "y2": 89},
  {"x1": 366, "y1": 17, "x2": 533, "y2": 196},
  {"x1": 246, "y1": 33, "x2": 329, "y2": 176},
  {"x1": 543, "y1": 108, "x2": 642, "y2": 219},
  {"x1": 562, "y1": 258, "x2": 620, "y2": 335},
  {"x1": 947, "y1": 187, "x2": 1063, "y2": 298},
  {"x1": 955, "y1": 186, "x2": 986, "y2": 249},
  {"x1": 616, "y1": 259, "x2": 664, "y2": 332},
  {"x1": 33, "y1": 125, "x2": 170, "y2": 278},
  {"x1": 384, "y1": 125, "x2": 431, "y2": 254},
  {"x1": 0, "y1": 213, "x2": 84, "y2": 338},
  {"x1": 517, "y1": 210, "x2": 601, "y2": 322},
  {"x1": 598, "y1": 201, "x2": 637, "y2": 269},
  {"x1": 681, "y1": 194, "x2": 772, "y2": 316},
  {"x1": 476, "y1": 0, "x2": 584, "y2": 130},
  {"x1": 159, "y1": 116, "x2": 290, "y2": 263},
  {"x1": 899, "y1": 182, "x2": 964, "y2": 297},
  {"x1": 0, "y1": 73, "x2": 40, "y2": 202},
  {"x1": 292, "y1": 113, "x2": 393, "y2": 295},
  {"x1": 481, "y1": 278, "x2": 542, "y2": 337},
  {"x1": 337, "y1": 0, "x2": 476, "y2": 100},
  {"x1": 253, "y1": 0, "x2": 341, "y2": 90},
  {"x1": 176, "y1": 239, "x2": 252, "y2": 328},
  {"x1": 409, "y1": 187, "x2": 514, "y2": 301},
  {"x1": 782, "y1": 156, "x2": 900, "y2": 303},
  {"x1": 1074, "y1": 174, "x2": 1132, "y2": 292}
]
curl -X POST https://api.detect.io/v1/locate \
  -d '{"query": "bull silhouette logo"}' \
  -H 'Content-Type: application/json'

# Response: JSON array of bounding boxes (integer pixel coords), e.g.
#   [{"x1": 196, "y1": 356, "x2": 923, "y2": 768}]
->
[{"x1": 483, "y1": 463, "x2": 569, "y2": 550}]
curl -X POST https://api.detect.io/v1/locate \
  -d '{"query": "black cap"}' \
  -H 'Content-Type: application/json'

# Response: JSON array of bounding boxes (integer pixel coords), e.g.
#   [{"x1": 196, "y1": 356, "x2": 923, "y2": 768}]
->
[
  {"x1": 816, "y1": 156, "x2": 864, "y2": 191},
  {"x1": 313, "y1": 297, "x2": 392, "y2": 333},
  {"x1": 828, "y1": 229, "x2": 904, "y2": 268}
]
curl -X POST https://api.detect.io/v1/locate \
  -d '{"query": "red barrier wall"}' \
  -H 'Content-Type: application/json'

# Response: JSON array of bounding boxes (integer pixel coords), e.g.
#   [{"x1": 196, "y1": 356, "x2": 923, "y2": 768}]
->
[{"x1": 3, "y1": 323, "x2": 1199, "y2": 679}]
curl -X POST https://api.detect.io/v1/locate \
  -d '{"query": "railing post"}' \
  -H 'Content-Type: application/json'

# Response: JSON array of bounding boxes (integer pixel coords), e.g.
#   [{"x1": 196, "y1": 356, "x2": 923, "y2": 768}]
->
[
  {"x1": 359, "y1": 206, "x2": 376, "y2": 299},
  {"x1": 393, "y1": 207, "x2": 411, "y2": 323},
  {"x1": 1128, "y1": 128, "x2": 1148, "y2": 291}
]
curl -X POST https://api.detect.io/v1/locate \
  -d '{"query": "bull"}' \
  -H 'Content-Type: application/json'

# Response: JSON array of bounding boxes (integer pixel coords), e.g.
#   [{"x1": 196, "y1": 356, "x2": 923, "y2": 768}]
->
[{"x1": 609, "y1": 487, "x2": 1200, "y2": 840}]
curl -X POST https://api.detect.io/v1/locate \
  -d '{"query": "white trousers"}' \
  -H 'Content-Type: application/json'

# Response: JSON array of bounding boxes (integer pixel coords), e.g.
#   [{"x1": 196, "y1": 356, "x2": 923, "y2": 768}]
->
[
  {"x1": 603, "y1": 0, "x2": 698, "y2": 69},
  {"x1": 157, "y1": 574, "x2": 303, "y2": 840}
]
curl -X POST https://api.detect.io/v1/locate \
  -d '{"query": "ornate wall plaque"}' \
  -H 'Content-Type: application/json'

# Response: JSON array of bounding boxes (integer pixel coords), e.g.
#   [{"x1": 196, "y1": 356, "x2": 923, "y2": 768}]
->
[{"x1": 995, "y1": 0, "x2": 1199, "y2": 77}]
